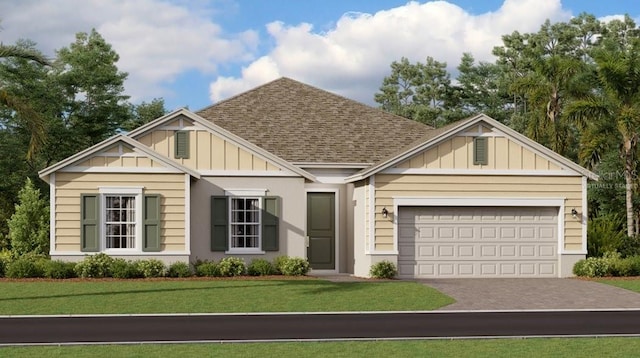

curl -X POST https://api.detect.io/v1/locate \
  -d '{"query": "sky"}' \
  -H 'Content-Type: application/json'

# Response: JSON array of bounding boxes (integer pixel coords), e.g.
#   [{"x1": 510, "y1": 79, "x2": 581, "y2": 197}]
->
[{"x1": 1, "y1": 0, "x2": 639, "y2": 111}]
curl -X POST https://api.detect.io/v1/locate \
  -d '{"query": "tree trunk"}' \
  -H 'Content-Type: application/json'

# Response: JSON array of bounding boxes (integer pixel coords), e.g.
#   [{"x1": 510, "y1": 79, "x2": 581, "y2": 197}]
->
[{"x1": 624, "y1": 146, "x2": 635, "y2": 237}]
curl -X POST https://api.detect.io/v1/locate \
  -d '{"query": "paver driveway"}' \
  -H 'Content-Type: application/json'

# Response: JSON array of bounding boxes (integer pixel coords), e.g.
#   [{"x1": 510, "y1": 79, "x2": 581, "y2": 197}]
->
[{"x1": 420, "y1": 278, "x2": 640, "y2": 310}]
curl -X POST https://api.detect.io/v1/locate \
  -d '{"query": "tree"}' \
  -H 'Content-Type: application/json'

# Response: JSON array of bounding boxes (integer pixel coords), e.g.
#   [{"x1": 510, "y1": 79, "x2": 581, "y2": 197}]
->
[
  {"x1": 123, "y1": 98, "x2": 167, "y2": 131},
  {"x1": 566, "y1": 16, "x2": 640, "y2": 237},
  {"x1": 7, "y1": 178, "x2": 49, "y2": 256},
  {"x1": 455, "y1": 53, "x2": 510, "y2": 123},
  {"x1": 0, "y1": 42, "x2": 50, "y2": 159},
  {"x1": 53, "y1": 29, "x2": 131, "y2": 151},
  {"x1": 374, "y1": 56, "x2": 459, "y2": 127}
]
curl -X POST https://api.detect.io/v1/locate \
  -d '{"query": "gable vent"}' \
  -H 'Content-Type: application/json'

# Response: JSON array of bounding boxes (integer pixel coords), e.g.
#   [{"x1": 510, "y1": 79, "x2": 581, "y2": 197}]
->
[
  {"x1": 473, "y1": 137, "x2": 488, "y2": 165},
  {"x1": 174, "y1": 131, "x2": 190, "y2": 159}
]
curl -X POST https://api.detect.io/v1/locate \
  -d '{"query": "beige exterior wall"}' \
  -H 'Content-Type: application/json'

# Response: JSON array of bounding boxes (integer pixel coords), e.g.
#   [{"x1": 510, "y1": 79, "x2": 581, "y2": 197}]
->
[
  {"x1": 189, "y1": 176, "x2": 307, "y2": 262},
  {"x1": 54, "y1": 172, "x2": 186, "y2": 252},
  {"x1": 75, "y1": 144, "x2": 160, "y2": 168},
  {"x1": 394, "y1": 135, "x2": 562, "y2": 171},
  {"x1": 136, "y1": 119, "x2": 281, "y2": 172},
  {"x1": 373, "y1": 174, "x2": 584, "y2": 252}
]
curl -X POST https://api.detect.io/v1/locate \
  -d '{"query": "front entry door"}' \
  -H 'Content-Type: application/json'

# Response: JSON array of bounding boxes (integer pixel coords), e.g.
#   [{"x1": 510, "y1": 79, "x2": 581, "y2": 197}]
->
[{"x1": 307, "y1": 192, "x2": 335, "y2": 270}]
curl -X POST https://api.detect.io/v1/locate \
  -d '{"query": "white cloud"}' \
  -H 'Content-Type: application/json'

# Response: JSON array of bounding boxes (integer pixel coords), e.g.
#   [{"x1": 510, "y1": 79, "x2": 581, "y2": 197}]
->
[
  {"x1": 0, "y1": 0, "x2": 256, "y2": 103},
  {"x1": 209, "y1": 0, "x2": 572, "y2": 104}
]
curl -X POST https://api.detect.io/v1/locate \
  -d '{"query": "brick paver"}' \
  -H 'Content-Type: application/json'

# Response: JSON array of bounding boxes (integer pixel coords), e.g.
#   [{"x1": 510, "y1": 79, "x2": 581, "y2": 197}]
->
[{"x1": 420, "y1": 278, "x2": 640, "y2": 310}]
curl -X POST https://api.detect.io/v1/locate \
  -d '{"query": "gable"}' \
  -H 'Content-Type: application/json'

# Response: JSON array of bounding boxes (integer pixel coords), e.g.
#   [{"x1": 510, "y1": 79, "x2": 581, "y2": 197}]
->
[
  {"x1": 72, "y1": 143, "x2": 165, "y2": 169},
  {"x1": 135, "y1": 114, "x2": 287, "y2": 173},
  {"x1": 392, "y1": 124, "x2": 563, "y2": 172}
]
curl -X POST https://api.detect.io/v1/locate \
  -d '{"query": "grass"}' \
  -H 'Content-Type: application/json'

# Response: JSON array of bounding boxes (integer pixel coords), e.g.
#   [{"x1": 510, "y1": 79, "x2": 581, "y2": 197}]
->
[
  {"x1": 597, "y1": 277, "x2": 640, "y2": 292},
  {"x1": 0, "y1": 278, "x2": 453, "y2": 315},
  {"x1": 2, "y1": 337, "x2": 640, "y2": 357}
]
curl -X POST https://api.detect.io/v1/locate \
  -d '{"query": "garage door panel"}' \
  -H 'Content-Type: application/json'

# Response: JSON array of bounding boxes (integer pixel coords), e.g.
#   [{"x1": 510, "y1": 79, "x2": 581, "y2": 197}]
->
[{"x1": 398, "y1": 206, "x2": 558, "y2": 278}]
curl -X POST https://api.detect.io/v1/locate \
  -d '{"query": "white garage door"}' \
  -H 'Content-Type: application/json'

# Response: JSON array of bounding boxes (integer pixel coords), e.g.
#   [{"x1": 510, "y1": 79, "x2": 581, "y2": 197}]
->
[{"x1": 398, "y1": 206, "x2": 558, "y2": 278}]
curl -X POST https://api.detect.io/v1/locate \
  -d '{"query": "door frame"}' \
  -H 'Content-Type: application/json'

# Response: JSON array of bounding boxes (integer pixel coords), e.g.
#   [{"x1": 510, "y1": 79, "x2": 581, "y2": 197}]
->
[{"x1": 305, "y1": 188, "x2": 339, "y2": 274}]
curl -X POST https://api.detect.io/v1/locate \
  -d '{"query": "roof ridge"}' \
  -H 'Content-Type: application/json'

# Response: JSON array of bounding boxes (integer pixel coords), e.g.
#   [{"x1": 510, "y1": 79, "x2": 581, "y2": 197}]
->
[{"x1": 195, "y1": 77, "x2": 287, "y2": 113}]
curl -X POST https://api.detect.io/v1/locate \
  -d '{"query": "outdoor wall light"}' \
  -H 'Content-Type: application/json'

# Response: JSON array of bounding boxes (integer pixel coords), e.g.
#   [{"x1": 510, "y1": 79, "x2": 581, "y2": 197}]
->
[
  {"x1": 571, "y1": 208, "x2": 578, "y2": 219},
  {"x1": 382, "y1": 207, "x2": 388, "y2": 218}
]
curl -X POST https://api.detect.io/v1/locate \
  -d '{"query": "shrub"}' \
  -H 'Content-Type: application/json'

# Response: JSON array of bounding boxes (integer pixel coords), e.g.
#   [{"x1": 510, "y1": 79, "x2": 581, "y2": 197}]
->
[
  {"x1": 587, "y1": 212, "x2": 626, "y2": 257},
  {"x1": 43, "y1": 260, "x2": 77, "y2": 279},
  {"x1": 247, "y1": 259, "x2": 275, "y2": 276},
  {"x1": 168, "y1": 262, "x2": 192, "y2": 277},
  {"x1": 195, "y1": 261, "x2": 219, "y2": 277},
  {"x1": 110, "y1": 258, "x2": 142, "y2": 279},
  {"x1": 7, "y1": 178, "x2": 50, "y2": 257},
  {"x1": 0, "y1": 250, "x2": 10, "y2": 277},
  {"x1": 136, "y1": 259, "x2": 167, "y2": 278},
  {"x1": 278, "y1": 257, "x2": 310, "y2": 276},
  {"x1": 370, "y1": 260, "x2": 398, "y2": 279},
  {"x1": 273, "y1": 256, "x2": 289, "y2": 275},
  {"x1": 74, "y1": 253, "x2": 114, "y2": 278},
  {"x1": 5, "y1": 256, "x2": 45, "y2": 278},
  {"x1": 218, "y1": 257, "x2": 246, "y2": 277},
  {"x1": 573, "y1": 252, "x2": 620, "y2": 277},
  {"x1": 619, "y1": 236, "x2": 640, "y2": 258}
]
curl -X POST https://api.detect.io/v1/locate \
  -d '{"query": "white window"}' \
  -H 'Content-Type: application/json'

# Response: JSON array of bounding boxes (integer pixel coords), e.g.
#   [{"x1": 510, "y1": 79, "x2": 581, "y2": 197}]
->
[
  {"x1": 99, "y1": 187, "x2": 143, "y2": 251},
  {"x1": 230, "y1": 197, "x2": 261, "y2": 249},
  {"x1": 105, "y1": 195, "x2": 136, "y2": 249}
]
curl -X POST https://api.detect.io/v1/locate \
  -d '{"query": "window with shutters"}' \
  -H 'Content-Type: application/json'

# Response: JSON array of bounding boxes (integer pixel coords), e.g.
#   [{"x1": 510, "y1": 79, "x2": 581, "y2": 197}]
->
[
  {"x1": 78, "y1": 187, "x2": 164, "y2": 253},
  {"x1": 211, "y1": 190, "x2": 279, "y2": 254}
]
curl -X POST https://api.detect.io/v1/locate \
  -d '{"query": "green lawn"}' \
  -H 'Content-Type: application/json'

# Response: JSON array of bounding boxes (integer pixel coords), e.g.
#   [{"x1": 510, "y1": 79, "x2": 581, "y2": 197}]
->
[
  {"x1": 598, "y1": 278, "x2": 640, "y2": 292},
  {"x1": 2, "y1": 337, "x2": 640, "y2": 357},
  {"x1": 0, "y1": 278, "x2": 453, "y2": 315}
]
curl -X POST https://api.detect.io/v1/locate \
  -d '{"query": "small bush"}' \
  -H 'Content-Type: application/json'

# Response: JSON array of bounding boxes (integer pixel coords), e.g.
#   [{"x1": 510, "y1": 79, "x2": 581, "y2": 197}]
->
[
  {"x1": 619, "y1": 236, "x2": 640, "y2": 258},
  {"x1": 218, "y1": 257, "x2": 246, "y2": 277},
  {"x1": 0, "y1": 250, "x2": 10, "y2": 277},
  {"x1": 43, "y1": 260, "x2": 77, "y2": 279},
  {"x1": 247, "y1": 259, "x2": 275, "y2": 276},
  {"x1": 110, "y1": 258, "x2": 143, "y2": 279},
  {"x1": 74, "y1": 253, "x2": 114, "y2": 278},
  {"x1": 573, "y1": 252, "x2": 620, "y2": 277},
  {"x1": 136, "y1": 259, "x2": 167, "y2": 278},
  {"x1": 168, "y1": 262, "x2": 192, "y2": 277},
  {"x1": 370, "y1": 260, "x2": 397, "y2": 279},
  {"x1": 273, "y1": 256, "x2": 289, "y2": 275},
  {"x1": 5, "y1": 257, "x2": 45, "y2": 278},
  {"x1": 278, "y1": 257, "x2": 310, "y2": 276},
  {"x1": 195, "y1": 261, "x2": 219, "y2": 277}
]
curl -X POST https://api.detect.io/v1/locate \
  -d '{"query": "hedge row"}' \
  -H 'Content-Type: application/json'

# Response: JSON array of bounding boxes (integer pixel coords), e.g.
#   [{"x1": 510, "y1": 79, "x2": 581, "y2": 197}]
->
[
  {"x1": 573, "y1": 252, "x2": 640, "y2": 277},
  {"x1": 0, "y1": 253, "x2": 310, "y2": 279}
]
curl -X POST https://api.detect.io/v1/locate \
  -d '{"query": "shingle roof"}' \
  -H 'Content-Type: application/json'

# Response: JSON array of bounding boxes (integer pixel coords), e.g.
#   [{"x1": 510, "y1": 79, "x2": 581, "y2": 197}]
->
[{"x1": 196, "y1": 77, "x2": 433, "y2": 164}]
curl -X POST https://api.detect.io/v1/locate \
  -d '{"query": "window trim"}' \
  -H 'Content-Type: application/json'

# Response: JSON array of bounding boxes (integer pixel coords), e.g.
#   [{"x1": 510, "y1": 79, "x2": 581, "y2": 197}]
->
[
  {"x1": 98, "y1": 187, "x2": 143, "y2": 252},
  {"x1": 225, "y1": 195, "x2": 266, "y2": 255}
]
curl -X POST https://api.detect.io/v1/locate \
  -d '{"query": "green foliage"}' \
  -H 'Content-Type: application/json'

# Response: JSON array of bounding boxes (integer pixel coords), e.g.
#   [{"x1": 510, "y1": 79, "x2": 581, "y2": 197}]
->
[
  {"x1": 43, "y1": 260, "x2": 77, "y2": 279},
  {"x1": 135, "y1": 259, "x2": 167, "y2": 278},
  {"x1": 247, "y1": 259, "x2": 275, "y2": 276},
  {"x1": 194, "y1": 260, "x2": 219, "y2": 277},
  {"x1": 110, "y1": 258, "x2": 142, "y2": 279},
  {"x1": 5, "y1": 256, "x2": 45, "y2": 278},
  {"x1": 167, "y1": 262, "x2": 192, "y2": 278},
  {"x1": 123, "y1": 98, "x2": 167, "y2": 131},
  {"x1": 587, "y1": 212, "x2": 626, "y2": 257},
  {"x1": 370, "y1": 260, "x2": 398, "y2": 279},
  {"x1": 618, "y1": 236, "x2": 640, "y2": 258},
  {"x1": 0, "y1": 249, "x2": 11, "y2": 277},
  {"x1": 573, "y1": 252, "x2": 622, "y2": 277},
  {"x1": 278, "y1": 257, "x2": 310, "y2": 276},
  {"x1": 273, "y1": 255, "x2": 289, "y2": 275},
  {"x1": 7, "y1": 178, "x2": 49, "y2": 256},
  {"x1": 218, "y1": 257, "x2": 246, "y2": 277},
  {"x1": 74, "y1": 253, "x2": 114, "y2": 278}
]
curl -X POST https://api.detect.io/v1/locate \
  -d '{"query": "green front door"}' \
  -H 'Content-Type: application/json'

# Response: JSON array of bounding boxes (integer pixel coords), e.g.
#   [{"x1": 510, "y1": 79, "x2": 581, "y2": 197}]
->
[{"x1": 307, "y1": 192, "x2": 335, "y2": 270}]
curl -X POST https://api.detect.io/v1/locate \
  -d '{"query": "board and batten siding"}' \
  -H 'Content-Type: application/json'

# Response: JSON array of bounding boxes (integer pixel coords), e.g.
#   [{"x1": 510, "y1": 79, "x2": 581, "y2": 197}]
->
[
  {"x1": 54, "y1": 172, "x2": 186, "y2": 252},
  {"x1": 372, "y1": 174, "x2": 583, "y2": 252},
  {"x1": 136, "y1": 118, "x2": 281, "y2": 172},
  {"x1": 394, "y1": 135, "x2": 562, "y2": 171}
]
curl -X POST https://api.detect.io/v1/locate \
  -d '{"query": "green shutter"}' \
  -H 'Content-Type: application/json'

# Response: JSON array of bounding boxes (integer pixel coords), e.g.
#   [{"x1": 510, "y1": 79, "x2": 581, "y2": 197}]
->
[
  {"x1": 474, "y1": 137, "x2": 488, "y2": 165},
  {"x1": 262, "y1": 196, "x2": 280, "y2": 251},
  {"x1": 174, "y1": 131, "x2": 190, "y2": 159},
  {"x1": 211, "y1": 196, "x2": 228, "y2": 251},
  {"x1": 81, "y1": 194, "x2": 100, "y2": 252},
  {"x1": 143, "y1": 194, "x2": 161, "y2": 252}
]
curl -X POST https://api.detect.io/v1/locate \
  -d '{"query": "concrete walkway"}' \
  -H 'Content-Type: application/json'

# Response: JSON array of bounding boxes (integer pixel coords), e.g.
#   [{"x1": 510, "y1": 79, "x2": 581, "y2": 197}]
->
[{"x1": 420, "y1": 278, "x2": 640, "y2": 310}]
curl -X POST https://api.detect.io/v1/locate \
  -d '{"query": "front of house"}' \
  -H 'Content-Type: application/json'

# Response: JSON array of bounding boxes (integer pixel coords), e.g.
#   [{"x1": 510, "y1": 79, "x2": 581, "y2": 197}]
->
[{"x1": 39, "y1": 78, "x2": 597, "y2": 278}]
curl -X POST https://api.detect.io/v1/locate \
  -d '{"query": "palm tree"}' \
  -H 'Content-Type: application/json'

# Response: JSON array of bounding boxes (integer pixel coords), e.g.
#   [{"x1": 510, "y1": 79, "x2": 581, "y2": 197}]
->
[
  {"x1": 0, "y1": 44, "x2": 50, "y2": 159},
  {"x1": 566, "y1": 37, "x2": 640, "y2": 237}
]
